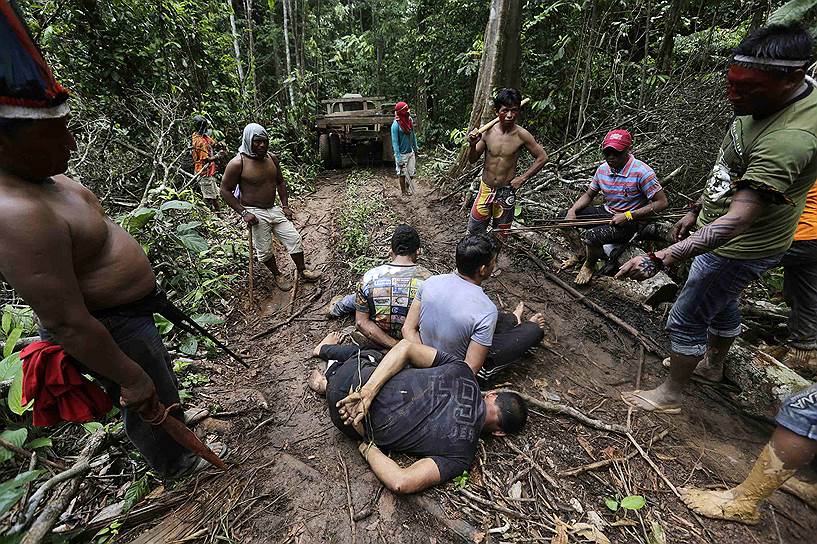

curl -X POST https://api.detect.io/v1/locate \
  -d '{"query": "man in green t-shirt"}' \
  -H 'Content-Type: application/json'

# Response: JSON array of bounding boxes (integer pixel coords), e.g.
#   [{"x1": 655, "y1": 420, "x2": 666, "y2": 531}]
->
[{"x1": 616, "y1": 23, "x2": 817, "y2": 415}]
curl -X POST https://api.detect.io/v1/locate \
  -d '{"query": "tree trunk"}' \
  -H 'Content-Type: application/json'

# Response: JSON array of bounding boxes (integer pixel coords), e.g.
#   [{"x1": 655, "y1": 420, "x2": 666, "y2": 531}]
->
[
  {"x1": 282, "y1": 0, "x2": 295, "y2": 106},
  {"x1": 448, "y1": 0, "x2": 523, "y2": 176},
  {"x1": 656, "y1": 0, "x2": 684, "y2": 73},
  {"x1": 243, "y1": 0, "x2": 258, "y2": 113},
  {"x1": 638, "y1": 0, "x2": 652, "y2": 109},
  {"x1": 575, "y1": 0, "x2": 599, "y2": 138},
  {"x1": 226, "y1": 0, "x2": 246, "y2": 95}
]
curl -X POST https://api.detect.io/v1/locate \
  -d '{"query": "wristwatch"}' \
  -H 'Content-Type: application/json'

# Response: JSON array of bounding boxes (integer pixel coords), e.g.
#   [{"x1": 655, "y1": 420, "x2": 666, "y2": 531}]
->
[{"x1": 240, "y1": 209, "x2": 250, "y2": 218}]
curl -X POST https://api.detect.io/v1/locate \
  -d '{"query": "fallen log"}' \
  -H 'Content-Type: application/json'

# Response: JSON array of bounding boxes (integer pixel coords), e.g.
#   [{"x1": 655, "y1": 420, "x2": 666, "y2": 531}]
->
[
  {"x1": 595, "y1": 245, "x2": 678, "y2": 307},
  {"x1": 723, "y1": 339, "x2": 810, "y2": 419}
]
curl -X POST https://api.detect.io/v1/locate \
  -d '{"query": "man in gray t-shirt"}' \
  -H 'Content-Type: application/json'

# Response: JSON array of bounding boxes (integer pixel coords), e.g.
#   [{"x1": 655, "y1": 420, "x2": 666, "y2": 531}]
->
[
  {"x1": 415, "y1": 273, "x2": 497, "y2": 361},
  {"x1": 403, "y1": 235, "x2": 545, "y2": 381}
]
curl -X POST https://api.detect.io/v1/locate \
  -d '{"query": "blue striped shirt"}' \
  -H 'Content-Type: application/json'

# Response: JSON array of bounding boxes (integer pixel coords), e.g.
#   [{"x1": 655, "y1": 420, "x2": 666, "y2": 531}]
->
[{"x1": 589, "y1": 155, "x2": 661, "y2": 213}]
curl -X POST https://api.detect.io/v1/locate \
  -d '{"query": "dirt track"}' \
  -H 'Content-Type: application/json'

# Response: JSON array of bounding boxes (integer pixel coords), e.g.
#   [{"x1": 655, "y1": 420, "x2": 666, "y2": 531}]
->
[{"x1": 125, "y1": 168, "x2": 817, "y2": 543}]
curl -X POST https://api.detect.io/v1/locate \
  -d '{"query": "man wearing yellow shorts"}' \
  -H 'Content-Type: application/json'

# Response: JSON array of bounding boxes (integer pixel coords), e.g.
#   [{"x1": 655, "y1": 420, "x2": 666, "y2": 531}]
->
[{"x1": 466, "y1": 88, "x2": 548, "y2": 238}]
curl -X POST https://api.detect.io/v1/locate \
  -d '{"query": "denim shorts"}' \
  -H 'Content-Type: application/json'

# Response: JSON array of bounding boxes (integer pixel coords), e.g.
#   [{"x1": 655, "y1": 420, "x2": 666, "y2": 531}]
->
[
  {"x1": 776, "y1": 383, "x2": 817, "y2": 440},
  {"x1": 665, "y1": 251, "x2": 782, "y2": 357}
]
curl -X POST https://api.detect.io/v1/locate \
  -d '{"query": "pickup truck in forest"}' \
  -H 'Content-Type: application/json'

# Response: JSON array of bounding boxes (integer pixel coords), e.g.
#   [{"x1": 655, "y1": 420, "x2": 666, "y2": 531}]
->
[{"x1": 315, "y1": 94, "x2": 397, "y2": 168}]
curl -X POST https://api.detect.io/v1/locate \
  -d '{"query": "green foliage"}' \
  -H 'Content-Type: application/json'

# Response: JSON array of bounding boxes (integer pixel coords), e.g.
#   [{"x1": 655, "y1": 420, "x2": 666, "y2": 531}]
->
[
  {"x1": 0, "y1": 429, "x2": 28, "y2": 463},
  {"x1": 338, "y1": 171, "x2": 393, "y2": 273},
  {"x1": 0, "y1": 470, "x2": 43, "y2": 517},
  {"x1": 605, "y1": 494, "x2": 647, "y2": 513},
  {"x1": 453, "y1": 471, "x2": 469, "y2": 489}
]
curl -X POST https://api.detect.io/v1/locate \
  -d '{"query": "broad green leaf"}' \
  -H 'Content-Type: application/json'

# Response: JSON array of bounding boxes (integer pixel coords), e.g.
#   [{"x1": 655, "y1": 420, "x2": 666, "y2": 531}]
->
[
  {"x1": 179, "y1": 336, "x2": 199, "y2": 356},
  {"x1": 124, "y1": 207, "x2": 158, "y2": 231},
  {"x1": 153, "y1": 314, "x2": 174, "y2": 335},
  {"x1": 0, "y1": 352, "x2": 20, "y2": 381},
  {"x1": 514, "y1": 203, "x2": 522, "y2": 218},
  {"x1": 0, "y1": 428, "x2": 28, "y2": 463},
  {"x1": 1, "y1": 312, "x2": 10, "y2": 335},
  {"x1": 176, "y1": 221, "x2": 202, "y2": 233},
  {"x1": 82, "y1": 422, "x2": 104, "y2": 434},
  {"x1": 160, "y1": 200, "x2": 194, "y2": 212},
  {"x1": 7, "y1": 371, "x2": 32, "y2": 415},
  {"x1": 123, "y1": 475, "x2": 150, "y2": 512},
  {"x1": 4, "y1": 327, "x2": 22, "y2": 358},
  {"x1": 620, "y1": 495, "x2": 646, "y2": 510},
  {"x1": 604, "y1": 497, "x2": 619, "y2": 511},
  {"x1": 0, "y1": 470, "x2": 43, "y2": 517},
  {"x1": 178, "y1": 232, "x2": 209, "y2": 253},
  {"x1": 191, "y1": 313, "x2": 223, "y2": 327},
  {"x1": 25, "y1": 438, "x2": 53, "y2": 450}
]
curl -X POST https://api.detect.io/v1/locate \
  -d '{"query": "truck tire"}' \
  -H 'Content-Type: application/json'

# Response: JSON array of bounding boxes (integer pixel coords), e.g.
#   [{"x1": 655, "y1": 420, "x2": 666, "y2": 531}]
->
[
  {"x1": 319, "y1": 134, "x2": 332, "y2": 168},
  {"x1": 329, "y1": 133, "x2": 342, "y2": 168}
]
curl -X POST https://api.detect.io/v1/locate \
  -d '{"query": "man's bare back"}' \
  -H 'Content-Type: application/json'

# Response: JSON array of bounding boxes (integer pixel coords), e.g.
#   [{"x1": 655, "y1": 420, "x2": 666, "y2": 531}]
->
[
  {"x1": 0, "y1": 173, "x2": 155, "y2": 311},
  {"x1": 223, "y1": 153, "x2": 279, "y2": 208}
]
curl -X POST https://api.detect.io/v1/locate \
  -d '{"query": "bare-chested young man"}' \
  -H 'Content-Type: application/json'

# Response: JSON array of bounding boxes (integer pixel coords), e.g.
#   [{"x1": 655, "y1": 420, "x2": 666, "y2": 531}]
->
[
  {"x1": 0, "y1": 5, "x2": 219, "y2": 478},
  {"x1": 466, "y1": 88, "x2": 548, "y2": 237},
  {"x1": 221, "y1": 123, "x2": 321, "y2": 290}
]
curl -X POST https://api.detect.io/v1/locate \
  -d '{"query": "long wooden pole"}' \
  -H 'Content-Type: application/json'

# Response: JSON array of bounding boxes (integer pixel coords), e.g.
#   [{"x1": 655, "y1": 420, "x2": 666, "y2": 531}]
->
[{"x1": 248, "y1": 227, "x2": 255, "y2": 306}]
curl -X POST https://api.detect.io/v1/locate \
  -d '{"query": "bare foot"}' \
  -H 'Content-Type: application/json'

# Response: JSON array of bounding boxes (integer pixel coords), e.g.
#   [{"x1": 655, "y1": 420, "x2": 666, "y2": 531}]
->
[
  {"x1": 574, "y1": 262, "x2": 593, "y2": 285},
  {"x1": 312, "y1": 331, "x2": 341, "y2": 357},
  {"x1": 308, "y1": 369, "x2": 327, "y2": 395},
  {"x1": 513, "y1": 301, "x2": 524, "y2": 324},
  {"x1": 680, "y1": 487, "x2": 761, "y2": 524},
  {"x1": 529, "y1": 312, "x2": 547, "y2": 330},
  {"x1": 558, "y1": 254, "x2": 581, "y2": 271},
  {"x1": 621, "y1": 386, "x2": 682, "y2": 414}
]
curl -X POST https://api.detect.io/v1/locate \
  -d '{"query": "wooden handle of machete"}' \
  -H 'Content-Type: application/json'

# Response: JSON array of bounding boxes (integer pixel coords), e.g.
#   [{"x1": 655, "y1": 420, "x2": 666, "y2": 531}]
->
[{"x1": 475, "y1": 97, "x2": 531, "y2": 135}]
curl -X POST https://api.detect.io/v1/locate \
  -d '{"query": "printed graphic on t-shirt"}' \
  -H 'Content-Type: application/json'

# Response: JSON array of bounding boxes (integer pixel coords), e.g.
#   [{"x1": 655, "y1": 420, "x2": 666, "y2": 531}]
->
[{"x1": 355, "y1": 264, "x2": 431, "y2": 338}]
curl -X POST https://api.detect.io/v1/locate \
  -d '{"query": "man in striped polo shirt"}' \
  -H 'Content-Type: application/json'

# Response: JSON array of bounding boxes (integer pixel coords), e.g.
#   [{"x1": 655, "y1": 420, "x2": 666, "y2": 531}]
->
[{"x1": 562, "y1": 129, "x2": 668, "y2": 285}]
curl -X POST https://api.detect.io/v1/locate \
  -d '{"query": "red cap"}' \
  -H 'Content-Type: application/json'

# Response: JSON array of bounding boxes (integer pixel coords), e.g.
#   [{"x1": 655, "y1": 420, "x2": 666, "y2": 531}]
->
[{"x1": 602, "y1": 129, "x2": 632, "y2": 151}]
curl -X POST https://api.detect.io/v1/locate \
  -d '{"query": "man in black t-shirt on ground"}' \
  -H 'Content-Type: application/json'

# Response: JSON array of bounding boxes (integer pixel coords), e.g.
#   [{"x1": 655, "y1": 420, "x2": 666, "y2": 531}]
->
[{"x1": 308, "y1": 333, "x2": 528, "y2": 493}]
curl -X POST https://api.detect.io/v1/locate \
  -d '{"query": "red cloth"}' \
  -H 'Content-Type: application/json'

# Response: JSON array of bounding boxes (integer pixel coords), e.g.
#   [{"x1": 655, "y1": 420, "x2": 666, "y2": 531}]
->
[
  {"x1": 394, "y1": 101, "x2": 413, "y2": 134},
  {"x1": 21, "y1": 341, "x2": 112, "y2": 426}
]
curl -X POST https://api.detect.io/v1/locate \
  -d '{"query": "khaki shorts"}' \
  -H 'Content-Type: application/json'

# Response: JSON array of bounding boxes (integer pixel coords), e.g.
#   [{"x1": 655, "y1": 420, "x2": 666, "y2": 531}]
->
[
  {"x1": 198, "y1": 176, "x2": 219, "y2": 200},
  {"x1": 245, "y1": 206, "x2": 303, "y2": 261},
  {"x1": 395, "y1": 151, "x2": 416, "y2": 177}
]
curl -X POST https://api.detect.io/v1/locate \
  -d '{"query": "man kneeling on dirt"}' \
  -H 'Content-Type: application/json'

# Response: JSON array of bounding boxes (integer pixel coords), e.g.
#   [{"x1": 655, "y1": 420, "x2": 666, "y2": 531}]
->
[
  {"x1": 221, "y1": 123, "x2": 321, "y2": 290},
  {"x1": 402, "y1": 234, "x2": 546, "y2": 383},
  {"x1": 559, "y1": 129, "x2": 668, "y2": 285},
  {"x1": 616, "y1": 23, "x2": 817, "y2": 415},
  {"x1": 0, "y1": 11, "x2": 221, "y2": 479},
  {"x1": 308, "y1": 334, "x2": 528, "y2": 493},
  {"x1": 328, "y1": 225, "x2": 432, "y2": 349},
  {"x1": 466, "y1": 88, "x2": 548, "y2": 239}
]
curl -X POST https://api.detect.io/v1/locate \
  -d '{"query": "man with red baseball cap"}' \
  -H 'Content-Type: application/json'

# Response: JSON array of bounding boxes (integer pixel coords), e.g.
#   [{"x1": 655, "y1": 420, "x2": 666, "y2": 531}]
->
[{"x1": 560, "y1": 129, "x2": 668, "y2": 285}]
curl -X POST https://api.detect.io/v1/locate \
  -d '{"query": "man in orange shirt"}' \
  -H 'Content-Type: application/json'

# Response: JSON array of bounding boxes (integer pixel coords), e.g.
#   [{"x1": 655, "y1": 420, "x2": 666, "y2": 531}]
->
[
  {"x1": 780, "y1": 181, "x2": 817, "y2": 375},
  {"x1": 191, "y1": 116, "x2": 222, "y2": 210}
]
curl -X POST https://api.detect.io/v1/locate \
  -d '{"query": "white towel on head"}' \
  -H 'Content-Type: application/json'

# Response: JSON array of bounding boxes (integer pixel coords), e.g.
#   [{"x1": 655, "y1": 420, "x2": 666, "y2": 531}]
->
[{"x1": 238, "y1": 123, "x2": 268, "y2": 157}]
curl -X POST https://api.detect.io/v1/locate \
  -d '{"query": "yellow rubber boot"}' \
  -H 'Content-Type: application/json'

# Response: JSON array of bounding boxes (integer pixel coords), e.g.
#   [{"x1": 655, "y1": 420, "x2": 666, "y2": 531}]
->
[
  {"x1": 680, "y1": 444, "x2": 796, "y2": 524},
  {"x1": 782, "y1": 476, "x2": 817, "y2": 510}
]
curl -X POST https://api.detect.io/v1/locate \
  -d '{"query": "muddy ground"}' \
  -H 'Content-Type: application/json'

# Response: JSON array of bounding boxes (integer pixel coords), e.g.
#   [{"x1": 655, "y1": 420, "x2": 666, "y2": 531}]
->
[{"x1": 123, "y1": 168, "x2": 816, "y2": 543}]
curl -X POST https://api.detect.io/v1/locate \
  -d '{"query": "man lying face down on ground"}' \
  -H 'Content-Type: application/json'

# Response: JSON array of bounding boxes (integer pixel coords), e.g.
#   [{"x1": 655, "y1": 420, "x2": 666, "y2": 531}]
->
[{"x1": 308, "y1": 335, "x2": 528, "y2": 493}]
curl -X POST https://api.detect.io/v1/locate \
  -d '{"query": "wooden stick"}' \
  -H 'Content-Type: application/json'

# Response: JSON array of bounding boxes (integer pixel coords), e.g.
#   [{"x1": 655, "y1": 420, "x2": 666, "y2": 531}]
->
[
  {"x1": 475, "y1": 98, "x2": 531, "y2": 134},
  {"x1": 496, "y1": 389, "x2": 628, "y2": 435},
  {"x1": 0, "y1": 438, "x2": 65, "y2": 470},
  {"x1": 247, "y1": 227, "x2": 255, "y2": 307},
  {"x1": 250, "y1": 286, "x2": 324, "y2": 340},
  {"x1": 513, "y1": 242, "x2": 667, "y2": 357},
  {"x1": 558, "y1": 429, "x2": 669, "y2": 477},
  {"x1": 288, "y1": 269, "x2": 299, "y2": 316},
  {"x1": 337, "y1": 450, "x2": 357, "y2": 544},
  {"x1": 20, "y1": 430, "x2": 107, "y2": 544},
  {"x1": 626, "y1": 431, "x2": 681, "y2": 498}
]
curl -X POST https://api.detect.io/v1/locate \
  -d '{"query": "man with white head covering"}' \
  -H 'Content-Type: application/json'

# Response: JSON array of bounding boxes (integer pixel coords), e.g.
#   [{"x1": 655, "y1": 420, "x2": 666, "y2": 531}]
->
[
  {"x1": 0, "y1": 1, "x2": 221, "y2": 477},
  {"x1": 221, "y1": 123, "x2": 321, "y2": 290}
]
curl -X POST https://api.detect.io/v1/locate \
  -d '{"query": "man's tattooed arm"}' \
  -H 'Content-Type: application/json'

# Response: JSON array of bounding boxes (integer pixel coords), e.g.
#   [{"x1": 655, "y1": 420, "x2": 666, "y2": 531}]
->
[
  {"x1": 615, "y1": 187, "x2": 766, "y2": 281},
  {"x1": 657, "y1": 188, "x2": 765, "y2": 266}
]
